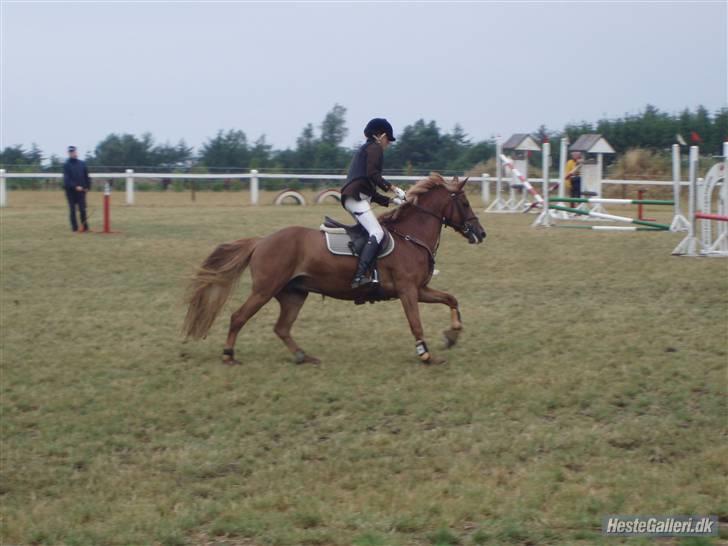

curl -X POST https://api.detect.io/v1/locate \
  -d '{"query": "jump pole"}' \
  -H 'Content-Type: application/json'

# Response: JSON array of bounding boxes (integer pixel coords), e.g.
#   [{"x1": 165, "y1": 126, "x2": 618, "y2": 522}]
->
[
  {"x1": 554, "y1": 225, "x2": 664, "y2": 232},
  {"x1": 548, "y1": 203, "x2": 670, "y2": 230},
  {"x1": 500, "y1": 154, "x2": 544, "y2": 206},
  {"x1": 103, "y1": 181, "x2": 111, "y2": 233},
  {"x1": 91, "y1": 180, "x2": 121, "y2": 235},
  {"x1": 550, "y1": 196, "x2": 674, "y2": 206},
  {"x1": 670, "y1": 144, "x2": 691, "y2": 232}
]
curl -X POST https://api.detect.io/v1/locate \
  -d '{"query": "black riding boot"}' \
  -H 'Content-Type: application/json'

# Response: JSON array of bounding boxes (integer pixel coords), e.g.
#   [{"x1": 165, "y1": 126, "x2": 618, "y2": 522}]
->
[{"x1": 351, "y1": 235, "x2": 380, "y2": 288}]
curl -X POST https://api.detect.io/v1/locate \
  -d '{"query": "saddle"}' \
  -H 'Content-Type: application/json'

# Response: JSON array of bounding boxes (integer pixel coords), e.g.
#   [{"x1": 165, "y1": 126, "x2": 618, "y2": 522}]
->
[{"x1": 319, "y1": 217, "x2": 395, "y2": 258}]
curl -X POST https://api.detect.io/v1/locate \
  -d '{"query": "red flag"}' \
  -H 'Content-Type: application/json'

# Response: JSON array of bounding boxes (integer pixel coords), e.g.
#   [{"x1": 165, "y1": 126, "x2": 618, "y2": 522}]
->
[{"x1": 690, "y1": 131, "x2": 702, "y2": 143}]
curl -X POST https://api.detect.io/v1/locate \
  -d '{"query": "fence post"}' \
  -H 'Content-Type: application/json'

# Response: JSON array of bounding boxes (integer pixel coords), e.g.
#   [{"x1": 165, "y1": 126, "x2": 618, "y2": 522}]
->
[
  {"x1": 125, "y1": 169, "x2": 134, "y2": 205},
  {"x1": 481, "y1": 173, "x2": 489, "y2": 205},
  {"x1": 250, "y1": 169, "x2": 259, "y2": 205},
  {"x1": 0, "y1": 169, "x2": 6, "y2": 208}
]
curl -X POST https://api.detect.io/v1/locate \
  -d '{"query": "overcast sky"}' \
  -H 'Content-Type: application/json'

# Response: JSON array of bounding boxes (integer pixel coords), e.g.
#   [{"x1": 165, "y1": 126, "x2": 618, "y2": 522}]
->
[{"x1": 2, "y1": 1, "x2": 726, "y2": 159}]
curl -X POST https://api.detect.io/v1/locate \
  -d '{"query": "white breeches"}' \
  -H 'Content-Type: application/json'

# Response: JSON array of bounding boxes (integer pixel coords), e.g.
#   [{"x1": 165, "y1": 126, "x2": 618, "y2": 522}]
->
[{"x1": 344, "y1": 195, "x2": 384, "y2": 243}]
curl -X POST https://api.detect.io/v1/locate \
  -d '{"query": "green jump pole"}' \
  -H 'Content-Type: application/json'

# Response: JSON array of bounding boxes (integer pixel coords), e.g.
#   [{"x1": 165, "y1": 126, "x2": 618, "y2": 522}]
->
[{"x1": 549, "y1": 203, "x2": 670, "y2": 230}]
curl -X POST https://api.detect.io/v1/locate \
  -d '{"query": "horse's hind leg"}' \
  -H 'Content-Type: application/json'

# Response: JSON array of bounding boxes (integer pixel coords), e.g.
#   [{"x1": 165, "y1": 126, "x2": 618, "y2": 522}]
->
[
  {"x1": 222, "y1": 291, "x2": 272, "y2": 365},
  {"x1": 418, "y1": 286, "x2": 463, "y2": 348},
  {"x1": 274, "y1": 289, "x2": 319, "y2": 365}
]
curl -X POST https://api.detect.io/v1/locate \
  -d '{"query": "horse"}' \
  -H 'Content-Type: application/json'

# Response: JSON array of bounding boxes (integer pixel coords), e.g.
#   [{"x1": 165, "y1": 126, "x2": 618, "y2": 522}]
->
[{"x1": 183, "y1": 173, "x2": 486, "y2": 365}]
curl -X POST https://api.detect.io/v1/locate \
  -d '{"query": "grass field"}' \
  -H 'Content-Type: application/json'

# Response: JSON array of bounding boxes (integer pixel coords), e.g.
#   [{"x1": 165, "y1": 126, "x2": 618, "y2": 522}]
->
[{"x1": 1, "y1": 191, "x2": 726, "y2": 546}]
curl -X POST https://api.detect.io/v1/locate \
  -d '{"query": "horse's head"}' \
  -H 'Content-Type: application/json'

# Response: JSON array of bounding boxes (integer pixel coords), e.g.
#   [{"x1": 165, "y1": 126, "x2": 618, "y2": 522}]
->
[
  {"x1": 435, "y1": 176, "x2": 486, "y2": 244},
  {"x1": 383, "y1": 173, "x2": 486, "y2": 244}
]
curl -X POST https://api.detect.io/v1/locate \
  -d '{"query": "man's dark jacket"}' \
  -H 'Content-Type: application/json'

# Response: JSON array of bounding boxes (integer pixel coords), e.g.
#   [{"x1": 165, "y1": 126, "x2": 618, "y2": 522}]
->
[{"x1": 63, "y1": 158, "x2": 91, "y2": 190}]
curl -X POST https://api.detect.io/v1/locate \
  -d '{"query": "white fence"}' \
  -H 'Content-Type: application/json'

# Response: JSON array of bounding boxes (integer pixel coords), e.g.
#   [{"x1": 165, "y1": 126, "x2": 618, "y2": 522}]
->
[{"x1": 0, "y1": 168, "x2": 686, "y2": 208}]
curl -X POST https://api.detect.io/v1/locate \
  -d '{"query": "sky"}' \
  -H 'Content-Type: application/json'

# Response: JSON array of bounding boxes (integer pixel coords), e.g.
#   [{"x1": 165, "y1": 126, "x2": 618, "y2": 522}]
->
[{"x1": 1, "y1": 1, "x2": 727, "y2": 159}]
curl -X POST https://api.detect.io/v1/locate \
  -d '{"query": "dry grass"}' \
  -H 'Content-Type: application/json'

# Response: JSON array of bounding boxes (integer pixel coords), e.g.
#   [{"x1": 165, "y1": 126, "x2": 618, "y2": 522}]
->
[{"x1": 1, "y1": 191, "x2": 726, "y2": 546}]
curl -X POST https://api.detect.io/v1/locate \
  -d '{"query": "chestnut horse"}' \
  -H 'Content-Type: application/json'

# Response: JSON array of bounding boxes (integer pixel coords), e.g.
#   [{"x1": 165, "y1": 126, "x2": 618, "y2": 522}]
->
[{"x1": 183, "y1": 174, "x2": 486, "y2": 365}]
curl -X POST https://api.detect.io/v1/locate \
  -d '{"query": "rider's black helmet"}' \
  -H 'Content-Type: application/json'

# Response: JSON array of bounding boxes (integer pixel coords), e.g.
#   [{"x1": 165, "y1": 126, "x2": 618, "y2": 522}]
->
[{"x1": 364, "y1": 118, "x2": 396, "y2": 141}]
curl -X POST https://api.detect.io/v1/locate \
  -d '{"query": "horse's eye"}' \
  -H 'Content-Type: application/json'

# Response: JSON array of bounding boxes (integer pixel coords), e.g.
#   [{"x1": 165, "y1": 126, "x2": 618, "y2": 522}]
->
[{"x1": 464, "y1": 200, "x2": 470, "y2": 207}]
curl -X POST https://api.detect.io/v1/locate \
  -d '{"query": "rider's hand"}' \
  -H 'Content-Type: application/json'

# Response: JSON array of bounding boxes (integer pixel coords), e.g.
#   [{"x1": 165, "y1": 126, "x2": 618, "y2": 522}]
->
[
  {"x1": 393, "y1": 186, "x2": 406, "y2": 200},
  {"x1": 75, "y1": 186, "x2": 83, "y2": 192},
  {"x1": 392, "y1": 197, "x2": 404, "y2": 206}
]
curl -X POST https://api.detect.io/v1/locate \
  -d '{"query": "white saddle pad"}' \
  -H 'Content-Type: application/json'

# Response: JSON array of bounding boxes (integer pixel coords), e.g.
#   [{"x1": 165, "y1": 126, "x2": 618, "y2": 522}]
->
[{"x1": 320, "y1": 227, "x2": 395, "y2": 257}]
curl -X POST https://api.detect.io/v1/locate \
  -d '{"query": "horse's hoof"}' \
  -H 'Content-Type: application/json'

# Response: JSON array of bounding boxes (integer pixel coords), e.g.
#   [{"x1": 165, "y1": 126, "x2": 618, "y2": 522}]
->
[
  {"x1": 443, "y1": 328, "x2": 461, "y2": 349},
  {"x1": 221, "y1": 357, "x2": 241, "y2": 366},
  {"x1": 294, "y1": 351, "x2": 321, "y2": 365},
  {"x1": 419, "y1": 353, "x2": 447, "y2": 365}
]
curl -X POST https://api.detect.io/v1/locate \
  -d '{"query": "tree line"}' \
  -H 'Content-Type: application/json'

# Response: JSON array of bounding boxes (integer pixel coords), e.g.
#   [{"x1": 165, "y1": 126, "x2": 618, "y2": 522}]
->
[{"x1": 2, "y1": 104, "x2": 726, "y2": 175}]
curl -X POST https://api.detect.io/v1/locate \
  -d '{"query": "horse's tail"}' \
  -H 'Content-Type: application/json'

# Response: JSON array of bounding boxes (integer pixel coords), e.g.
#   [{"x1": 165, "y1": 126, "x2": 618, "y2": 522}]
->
[{"x1": 183, "y1": 237, "x2": 260, "y2": 339}]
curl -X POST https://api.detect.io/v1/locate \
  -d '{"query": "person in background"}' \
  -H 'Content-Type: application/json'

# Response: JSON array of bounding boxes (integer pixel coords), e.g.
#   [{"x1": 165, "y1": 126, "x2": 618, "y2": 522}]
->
[
  {"x1": 62, "y1": 146, "x2": 91, "y2": 232},
  {"x1": 564, "y1": 151, "x2": 583, "y2": 208}
]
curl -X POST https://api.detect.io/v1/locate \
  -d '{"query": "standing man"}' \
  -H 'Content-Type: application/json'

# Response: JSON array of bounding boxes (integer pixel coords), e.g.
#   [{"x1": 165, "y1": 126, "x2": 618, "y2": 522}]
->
[
  {"x1": 63, "y1": 146, "x2": 91, "y2": 232},
  {"x1": 564, "y1": 151, "x2": 583, "y2": 207}
]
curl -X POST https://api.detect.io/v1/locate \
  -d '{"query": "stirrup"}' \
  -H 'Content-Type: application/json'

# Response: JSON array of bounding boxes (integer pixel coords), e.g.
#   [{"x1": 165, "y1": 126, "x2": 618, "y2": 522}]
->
[{"x1": 351, "y1": 274, "x2": 374, "y2": 289}]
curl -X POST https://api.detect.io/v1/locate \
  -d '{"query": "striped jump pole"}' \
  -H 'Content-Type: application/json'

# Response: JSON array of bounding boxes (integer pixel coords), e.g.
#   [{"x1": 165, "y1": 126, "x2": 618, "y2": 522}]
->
[
  {"x1": 549, "y1": 196, "x2": 674, "y2": 206},
  {"x1": 103, "y1": 181, "x2": 111, "y2": 233},
  {"x1": 500, "y1": 154, "x2": 544, "y2": 206},
  {"x1": 548, "y1": 203, "x2": 670, "y2": 230},
  {"x1": 696, "y1": 212, "x2": 728, "y2": 222}
]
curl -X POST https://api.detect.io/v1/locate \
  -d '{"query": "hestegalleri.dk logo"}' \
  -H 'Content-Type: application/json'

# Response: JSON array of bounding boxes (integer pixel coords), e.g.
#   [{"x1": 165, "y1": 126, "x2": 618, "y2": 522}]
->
[{"x1": 602, "y1": 515, "x2": 718, "y2": 536}]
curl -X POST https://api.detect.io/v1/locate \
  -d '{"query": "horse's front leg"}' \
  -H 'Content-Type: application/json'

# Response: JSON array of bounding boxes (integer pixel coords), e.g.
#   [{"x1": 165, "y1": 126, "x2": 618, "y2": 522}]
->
[
  {"x1": 418, "y1": 286, "x2": 462, "y2": 348},
  {"x1": 398, "y1": 286, "x2": 446, "y2": 365}
]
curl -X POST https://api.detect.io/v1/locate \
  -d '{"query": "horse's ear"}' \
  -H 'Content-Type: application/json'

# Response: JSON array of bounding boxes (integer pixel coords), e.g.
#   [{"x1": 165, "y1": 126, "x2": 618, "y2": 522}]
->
[{"x1": 455, "y1": 176, "x2": 468, "y2": 190}]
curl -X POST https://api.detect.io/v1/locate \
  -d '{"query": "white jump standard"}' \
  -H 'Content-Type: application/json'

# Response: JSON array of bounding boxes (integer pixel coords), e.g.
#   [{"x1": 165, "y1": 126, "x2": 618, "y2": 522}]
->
[{"x1": 672, "y1": 143, "x2": 728, "y2": 257}]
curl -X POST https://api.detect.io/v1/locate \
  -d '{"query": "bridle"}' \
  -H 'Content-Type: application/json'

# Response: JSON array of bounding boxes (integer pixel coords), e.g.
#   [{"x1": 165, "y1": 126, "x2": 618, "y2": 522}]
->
[
  {"x1": 409, "y1": 190, "x2": 480, "y2": 238},
  {"x1": 387, "y1": 189, "x2": 480, "y2": 272}
]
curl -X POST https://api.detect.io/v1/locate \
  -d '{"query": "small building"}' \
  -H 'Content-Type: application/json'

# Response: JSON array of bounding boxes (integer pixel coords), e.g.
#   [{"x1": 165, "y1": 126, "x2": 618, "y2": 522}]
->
[
  {"x1": 569, "y1": 134, "x2": 615, "y2": 197},
  {"x1": 502, "y1": 134, "x2": 541, "y2": 178}
]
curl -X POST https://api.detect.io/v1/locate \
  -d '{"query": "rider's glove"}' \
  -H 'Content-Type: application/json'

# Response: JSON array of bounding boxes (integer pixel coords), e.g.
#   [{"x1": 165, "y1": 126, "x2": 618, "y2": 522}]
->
[{"x1": 393, "y1": 186, "x2": 406, "y2": 200}]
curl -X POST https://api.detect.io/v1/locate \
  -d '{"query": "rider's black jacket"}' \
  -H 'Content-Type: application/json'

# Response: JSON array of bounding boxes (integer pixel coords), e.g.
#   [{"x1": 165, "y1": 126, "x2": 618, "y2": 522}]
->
[{"x1": 341, "y1": 140, "x2": 391, "y2": 207}]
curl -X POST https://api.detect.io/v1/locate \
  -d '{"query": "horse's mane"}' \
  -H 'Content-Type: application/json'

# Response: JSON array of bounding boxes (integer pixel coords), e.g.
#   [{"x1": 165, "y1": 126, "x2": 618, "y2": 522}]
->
[{"x1": 379, "y1": 172, "x2": 459, "y2": 224}]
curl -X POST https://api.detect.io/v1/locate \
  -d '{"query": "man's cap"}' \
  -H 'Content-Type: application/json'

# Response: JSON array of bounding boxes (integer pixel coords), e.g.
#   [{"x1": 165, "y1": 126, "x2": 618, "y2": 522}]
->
[
  {"x1": 364, "y1": 118, "x2": 396, "y2": 142},
  {"x1": 68, "y1": 145, "x2": 77, "y2": 152}
]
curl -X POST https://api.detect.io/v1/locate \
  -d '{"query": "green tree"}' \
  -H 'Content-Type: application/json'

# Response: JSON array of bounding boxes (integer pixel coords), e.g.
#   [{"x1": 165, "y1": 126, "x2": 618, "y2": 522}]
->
[
  {"x1": 199, "y1": 130, "x2": 250, "y2": 170},
  {"x1": 89, "y1": 133, "x2": 156, "y2": 170},
  {"x1": 320, "y1": 104, "x2": 348, "y2": 147},
  {"x1": 0, "y1": 144, "x2": 43, "y2": 171},
  {"x1": 249, "y1": 135, "x2": 272, "y2": 169},
  {"x1": 294, "y1": 123, "x2": 318, "y2": 170}
]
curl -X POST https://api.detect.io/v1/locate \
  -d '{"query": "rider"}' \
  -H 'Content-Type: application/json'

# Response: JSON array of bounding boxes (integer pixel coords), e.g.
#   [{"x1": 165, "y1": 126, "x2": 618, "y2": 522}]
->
[{"x1": 341, "y1": 118, "x2": 406, "y2": 288}]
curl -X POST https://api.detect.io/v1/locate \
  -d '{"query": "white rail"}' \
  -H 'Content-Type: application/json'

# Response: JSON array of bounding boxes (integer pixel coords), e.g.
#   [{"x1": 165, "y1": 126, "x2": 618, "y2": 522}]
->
[{"x1": 0, "y1": 168, "x2": 689, "y2": 208}]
